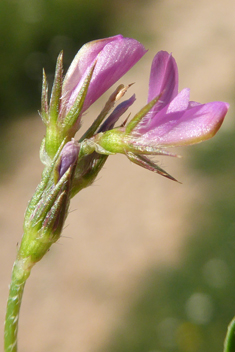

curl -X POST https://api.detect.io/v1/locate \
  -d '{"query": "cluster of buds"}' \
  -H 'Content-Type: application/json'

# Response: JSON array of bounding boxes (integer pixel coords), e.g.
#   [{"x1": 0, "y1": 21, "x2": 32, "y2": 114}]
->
[{"x1": 20, "y1": 35, "x2": 228, "y2": 265}]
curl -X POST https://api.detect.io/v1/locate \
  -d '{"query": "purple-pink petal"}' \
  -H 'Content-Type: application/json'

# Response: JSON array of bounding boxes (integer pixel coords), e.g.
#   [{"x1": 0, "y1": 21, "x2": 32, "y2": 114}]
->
[
  {"x1": 61, "y1": 35, "x2": 146, "y2": 117},
  {"x1": 148, "y1": 51, "x2": 178, "y2": 111},
  {"x1": 134, "y1": 101, "x2": 228, "y2": 147},
  {"x1": 62, "y1": 36, "x2": 122, "y2": 102},
  {"x1": 167, "y1": 88, "x2": 190, "y2": 113},
  {"x1": 136, "y1": 88, "x2": 191, "y2": 134}
]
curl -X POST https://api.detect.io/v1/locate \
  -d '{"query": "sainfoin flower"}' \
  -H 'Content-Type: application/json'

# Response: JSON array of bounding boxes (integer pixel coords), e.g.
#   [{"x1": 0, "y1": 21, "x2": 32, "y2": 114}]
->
[
  {"x1": 42, "y1": 36, "x2": 229, "y2": 182},
  {"x1": 130, "y1": 51, "x2": 228, "y2": 148},
  {"x1": 42, "y1": 35, "x2": 146, "y2": 159},
  {"x1": 60, "y1": 35, "x2": 146, "y2": 124},
  {"x1": 91, "y1": 50, "x2": 229, "y2": 180}
]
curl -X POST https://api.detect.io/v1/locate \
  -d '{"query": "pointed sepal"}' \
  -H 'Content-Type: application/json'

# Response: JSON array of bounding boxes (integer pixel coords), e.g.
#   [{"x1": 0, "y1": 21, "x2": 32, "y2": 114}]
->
[
  {"x1": 61, "y1": 61, "x2": 96, "y2": 133},
  {"x1": 49, "y1": 51, "x2": 63, "y2": 124},
  {"x1": 126, "y1": 152, "x2": 180, "y2": 182},
  {"x1": 79, "y1": 83, "x2": 131, "y2": 141},
  {"x1": 41, "y1": 69, "x2": 49, "y2": 124},
  {"x1": 98, "y1": 94, "x2": 136, "y2": 132},
  {"x1": 24, "y1": 139, "x2": 67, "y2": 226},
  {"x1": 71, "y1": 152, "x2": 108, "y2": 198}
]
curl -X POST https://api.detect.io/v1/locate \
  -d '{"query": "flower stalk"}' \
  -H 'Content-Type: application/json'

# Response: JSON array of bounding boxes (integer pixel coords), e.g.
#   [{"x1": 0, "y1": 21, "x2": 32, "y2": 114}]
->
[
  {"x1": 4, "y1": 262, "x2": 27, "y2": 352},
  {"x1": 4, "y1": 139, "x2": 78, "y2": 351}
]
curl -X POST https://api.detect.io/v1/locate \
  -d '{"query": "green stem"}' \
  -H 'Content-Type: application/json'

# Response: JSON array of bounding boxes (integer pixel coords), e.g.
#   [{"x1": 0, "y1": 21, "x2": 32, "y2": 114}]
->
[
  {"x1": 4, "y1": 256, "x2": 33, "y2": 352},
  {"x1": 224, "y1": 317, "x2": 235, "y2": 352}
]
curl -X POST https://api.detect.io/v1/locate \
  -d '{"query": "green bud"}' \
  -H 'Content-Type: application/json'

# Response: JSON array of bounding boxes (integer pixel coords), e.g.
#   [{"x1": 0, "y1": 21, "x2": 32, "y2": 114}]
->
[{"x1": 20, "y1": 141, "x2": 77, "y2": 264}]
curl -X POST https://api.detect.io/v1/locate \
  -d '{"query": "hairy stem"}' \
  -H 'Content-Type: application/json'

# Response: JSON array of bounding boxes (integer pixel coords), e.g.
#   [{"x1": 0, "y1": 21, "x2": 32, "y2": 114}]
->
[{"x1": 4, "y1": 256, "x2": 33, "y2": 352}]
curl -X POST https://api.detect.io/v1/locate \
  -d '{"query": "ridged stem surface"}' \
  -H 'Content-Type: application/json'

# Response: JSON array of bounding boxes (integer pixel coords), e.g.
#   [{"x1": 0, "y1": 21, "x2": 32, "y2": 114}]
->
[{"x1": 4, "y1": 257, "x2": 32, "y2": 352}]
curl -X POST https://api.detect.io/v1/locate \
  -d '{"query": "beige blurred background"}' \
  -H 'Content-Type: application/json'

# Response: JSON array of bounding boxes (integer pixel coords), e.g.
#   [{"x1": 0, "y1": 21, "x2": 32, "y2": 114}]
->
[{"x1": 1, "y1": 0, "x2": 235, "y2": 351}]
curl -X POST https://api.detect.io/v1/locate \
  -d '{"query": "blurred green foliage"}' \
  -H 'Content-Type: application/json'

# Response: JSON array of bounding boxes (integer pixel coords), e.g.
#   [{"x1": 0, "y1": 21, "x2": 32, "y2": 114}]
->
[
  {"x1": 100, "y1": 128, "x2": 235, "y2": 352},
  {"x1": 0, "y1": 0, "x2": 114, "y2": 120},
  {"x1": 0, "y1": 0, "x2": 117, "y2": 176},
  {"x1": 0, "y1": 0, "x2": 148, "y2": 175}
]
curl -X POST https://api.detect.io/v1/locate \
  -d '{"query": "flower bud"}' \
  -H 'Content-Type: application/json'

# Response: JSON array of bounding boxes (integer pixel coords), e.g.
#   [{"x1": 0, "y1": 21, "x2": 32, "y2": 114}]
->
[
  {"x1": 58, "y1": 140, "x2": 80, "y2": 178},
  {"x1": 20, "y1": 140, "x2": 79, "y2": 264}
]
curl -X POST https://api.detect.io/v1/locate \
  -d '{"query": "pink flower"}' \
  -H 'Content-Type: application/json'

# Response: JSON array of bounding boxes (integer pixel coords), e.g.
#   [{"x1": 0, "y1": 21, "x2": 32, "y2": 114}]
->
[
  {"x1": 92, "y1": 50, "x2": 229, "y2": 180},
  {"x1": 60, "y1": 35, "x2": 146, "y2": 121},
  {"x1": 130, "y1": 51, "x2": 229, "y2": 149}
]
